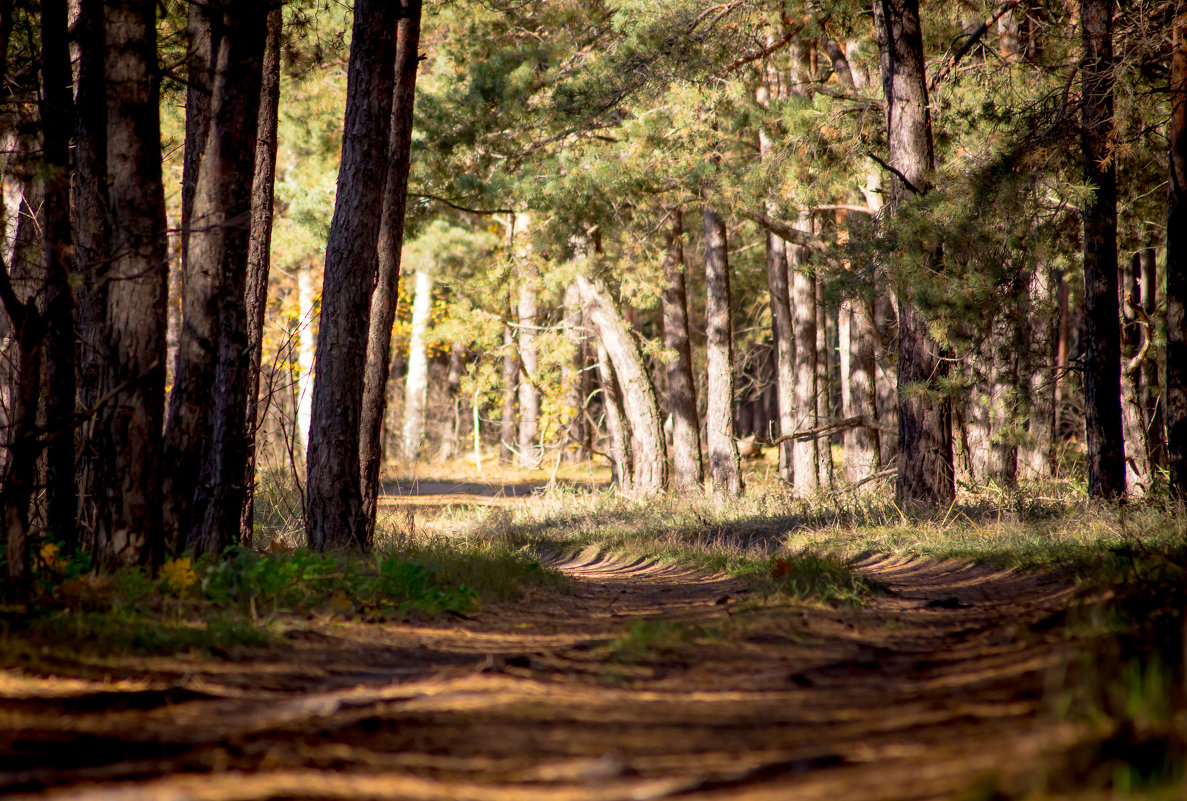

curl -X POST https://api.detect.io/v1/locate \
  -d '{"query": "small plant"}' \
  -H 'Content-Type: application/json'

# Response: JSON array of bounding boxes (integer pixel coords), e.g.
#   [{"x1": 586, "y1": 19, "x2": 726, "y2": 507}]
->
[{"x1": 610, "y1": 618, "x2": 720, "y2": 662}]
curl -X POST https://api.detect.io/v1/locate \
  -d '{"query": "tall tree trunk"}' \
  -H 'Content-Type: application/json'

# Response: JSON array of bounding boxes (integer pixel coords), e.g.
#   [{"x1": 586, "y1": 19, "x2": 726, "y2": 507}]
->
[
  {"x1": 702, "y1": 206, "x2": 742, "y2": 497},
  {"x1": 1080, "y1": 0, "x2": 1125, "y2": 500},
  {"x1": 179, "y1": 2, "x2": 214, "y2": 288},
  {"x1": 438, "y1": 342, "x2": 464, "y2": 461},
  {"x1": 305, "y1": 0, "x2": 398, "y2": 550},
  {"x1": 499, "y1": 303, "x2": 518, "y2": 464},
  {"x1": 817, "y1": 273, "x2": 834, "y2": 487},
  {"x1": 845, "y1": 299, "x2": 881, "y2": 480},
  {"x1": 185, "y1": 3, "x2": 268, "y2": 555},
  {"x1": 39, "y1": 0, "x2": 77, "y2": 548},
  {"x1": 661, "y1": 208, "x2": 704, "y2": 493},
  {"x1": 517, "y1": 255, "x2": 541, "y2": 468},
  {"x1": 791, "y1": 247, "x2": 818, "y2": 494},
  {"x1": 1121, "y1": 253, "x2": 1151, "y2": 494},
  {"x1": 1168, "y1": 0, "x2": 1187, "y2": 498},
  {"x1": 1140, "y1": 248, "x2": 1167, "y2": 472},
  {"x1": 875, "y1": 0, "x2": 955, "y2": 507},
  {"x1": 360, "y1": 0, "x2": 421, "y2": 542},
  {"x1": 401, "y1": 268, "x2": 433, "y2": 461},
  {"x1": 97, "y1": 0, "x2": 169, "y2": 568},
  {"x1": 72, "y1": 0, "x2": 109, "y2": 547},
  {"x1": 594, "y1": 338, "x2": 631, "y2": 491},
  {"x1": 757, "y1": 80, "x2": 796, "y2": 483},
  {"x1": 1018, "y1": 267, "x2": 1056, "y2": 479},
  {"x1": 561, "y1": 283, "x2": 590, "y2": 463},
  {"x1": 296, "y1": 263, "x2": 316, "y2": 449},
  {"x1": 241, "y1": 5, "x2": 284, "y2": 542}
]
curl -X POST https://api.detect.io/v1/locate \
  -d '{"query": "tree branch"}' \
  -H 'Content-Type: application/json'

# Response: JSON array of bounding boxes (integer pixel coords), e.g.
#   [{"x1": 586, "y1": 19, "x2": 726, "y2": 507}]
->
[
  {"x1": 409, "y1": 192, "x2": 518, "y2": 216},
  {"x1": 725, "y1": 27, "x2": 794, "y2": 74},
  {"x1": 865, "y1": 151, "x2": 924, "y2": 196},
  {"x1": 1124, "y1": 291, "x2": 1153, "y2": 377},
  {"x1": 929, "y1": 0, "x2": 1023, "y2": 92},
  {"x1": 737, "y1": 208, "x2": 827, "y2": 250}
]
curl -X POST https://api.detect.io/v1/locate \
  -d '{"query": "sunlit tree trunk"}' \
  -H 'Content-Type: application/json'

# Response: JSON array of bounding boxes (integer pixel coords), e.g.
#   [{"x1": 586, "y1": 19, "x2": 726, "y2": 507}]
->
[
  {"x1": 1080, "y1": 0, "x2": 1125, "y2": 500},
  {"x1": 402, "y1": 268, "x2": 433, "y2": 461},
  {"x1": 579, "y1": 275, "x2": 666, "y2": 495},
  {"x1": 360, "y1": 0, "x2": 421, "y2": 540},
  {"x1": 296, "y1": 263, "x2": 316, "y2": 449},
  {"x1": 1168, "y1": 0, "x2": 1187, "y2": 498},
  {"x1": 517, "y1": 255, "x2": 541, "y2": 468},
  {"x1": 1139, "y1": 248, "x2": 1167, "y2": 472},
  {"x1": 499, "y1": 301, "x2": 518, "y2": 464},
  {"x1": 661, "y1": 208, "x2": 704, "y2": 493},
  {"x1": 791, "y1": 245, "x2": 818, "y2": 494},
  {"x1": 305, "y1": 0, "x2": 398, "y2": 550},
  {"x1": 595, "y1": 339, "x2": 630, "y2": 491},
  {"x1": 874, "y1": 0, "x2": 954, "y2": 507},
  {"x1": 97, "y1": 0, "x2": 169, "y2": 568},
  {"x1": 561, "y1": 283, "x2": 590, "y2": 462},
  {"x1": 241, "y1": 6, "x2": 284, "y2": 542},
  {"x1": 703, "y1": 206, "x2": 742, "y2": 497},
  {"x1": 438, "y1": 342, "x2": 464, "y2": 461}
]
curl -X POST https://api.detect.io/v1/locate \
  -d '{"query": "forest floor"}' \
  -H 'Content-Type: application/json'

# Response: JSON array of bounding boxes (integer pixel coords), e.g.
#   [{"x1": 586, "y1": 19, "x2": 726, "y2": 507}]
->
[{"x1": 0, "y1": 476, "x2": 1181, "y2": 800}]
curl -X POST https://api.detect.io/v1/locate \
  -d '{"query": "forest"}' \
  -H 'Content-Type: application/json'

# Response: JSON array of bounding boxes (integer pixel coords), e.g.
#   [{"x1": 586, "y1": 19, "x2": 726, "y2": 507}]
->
[{"x1": 0, "y1": 0, "x2": 1186, "y2": 798}]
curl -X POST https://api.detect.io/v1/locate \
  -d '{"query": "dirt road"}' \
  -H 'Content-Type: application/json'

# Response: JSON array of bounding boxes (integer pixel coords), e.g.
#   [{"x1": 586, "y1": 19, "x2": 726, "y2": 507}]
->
[{"x1": 0, "y1": 549, "x2": 1079, "y2": 800}]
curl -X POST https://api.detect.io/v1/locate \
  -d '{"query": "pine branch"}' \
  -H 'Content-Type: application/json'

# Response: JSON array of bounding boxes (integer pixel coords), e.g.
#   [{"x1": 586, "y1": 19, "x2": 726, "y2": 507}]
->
[{"x1": 929, "y1": 0, "x2": 1023, "y2": 92}]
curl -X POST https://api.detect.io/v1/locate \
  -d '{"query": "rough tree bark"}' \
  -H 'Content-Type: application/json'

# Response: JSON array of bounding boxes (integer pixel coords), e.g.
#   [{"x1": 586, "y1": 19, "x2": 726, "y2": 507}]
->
[
  {"x1": 1139, "y1": 248, "x2": 1166, "y2": 472},
  {"x1": 165, "y1": 2, "x2": 268, "y2": 555},
  {"x1": 561, "y1": 283, "x2": 590, "y2": 463},
  {"x1": 791, "y1": 239, "x2": 818, "y2": 493},
  {"x1": 875, "y1": 0, "x2": 955, "y2": 507},
  {"x1": 500, "y1": 307, "x2": 518, "y2": 464},
  {"x1": 1121, "y1": 253, "x2": 1151, "y2": 493},
  {"x1": 1167, "y1": 0, "x2": 1187, "y2": 498},
  {"x1": 179, "y1": 2, "x2": 214, "y2": 286},
  {"x1": 39, "y1": 0, "x2": 77, "y2": 547},
  {"x1": 97, "y1": 0, "x2": 169, "y2": 568},
  {"x1": 595, "y1": 338, "x2": 631, "y2": 491},
  {"x1": 1080, "y1": 0, "x2": 1125, "y2": 500},
  {"x1": 360, "y1": 0, "x2": 421, "y2": 541},
  {"x1": 305, "y1": 0, "x2": 398, "y2": 550},
  {"x1": 517, "y1": 256, "x2": 541, "y2": 468},
  {"x1": 73, "y1": 0, "x2": 109, "y2": 545},
  {"x1": 660, "y1": 209, "x2": 704, "y2": 493},
  {"x1": 702, "y1": 206, "x2": 742, "y2": 498},
  {"x1": 241, "y1": 5, "x2": 284, "y2": 541},
  {"x1": 578, "y1": 275, "x2": 665, "y2": 494}
]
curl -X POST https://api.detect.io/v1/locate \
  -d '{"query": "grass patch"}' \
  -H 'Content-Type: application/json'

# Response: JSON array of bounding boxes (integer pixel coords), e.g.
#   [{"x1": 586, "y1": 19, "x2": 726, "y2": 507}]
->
[{"x1": 609, "y1": 618, "x2": 721, "y2": 663}]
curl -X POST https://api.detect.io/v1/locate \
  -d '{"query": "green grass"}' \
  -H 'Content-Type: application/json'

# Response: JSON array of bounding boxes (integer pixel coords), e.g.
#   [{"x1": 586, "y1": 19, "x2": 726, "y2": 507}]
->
[{"x1": 609, "y1": 618, "x2": 722, "y2": 662}]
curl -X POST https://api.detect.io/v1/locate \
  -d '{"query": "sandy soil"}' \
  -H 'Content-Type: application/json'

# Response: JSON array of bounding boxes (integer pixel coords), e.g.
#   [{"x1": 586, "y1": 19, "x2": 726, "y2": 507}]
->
[{"x1": 0, "y1": 533, "x2": 1087, "y2": 801}]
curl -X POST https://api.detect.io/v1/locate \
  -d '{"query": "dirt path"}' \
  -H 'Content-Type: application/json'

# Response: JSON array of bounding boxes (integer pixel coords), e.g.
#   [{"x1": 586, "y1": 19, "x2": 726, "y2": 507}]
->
[{"x1": 0, "y1": 549, "x2": 1081, "y2": 800}]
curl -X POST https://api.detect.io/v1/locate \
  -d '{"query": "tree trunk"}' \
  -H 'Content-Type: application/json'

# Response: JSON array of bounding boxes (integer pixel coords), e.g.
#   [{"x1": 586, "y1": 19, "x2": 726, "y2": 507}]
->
[
  {"x1": 0, "y1": 290, "x2": 41, "y2": 599},
  {"x1": 72, "y1": 0, "x2": 109, "y2": 547},
  {"x1": 702, "y1": 206, "x2": 742, "y2": 498},
  {"x1": 1121, "y1": 253, "x2": 1151, "y2": 494},
  {"x1": 296, "y1": 263, "x2": 315, "y2": 449},
  {"x1": 578, "y1": 275, "x2": 666, "y2": 495},
  {"x1": 875, "y1": 0, "x2": 955, "y2": 507},
  {"x1": 500, "y1": 307, "x2": 518, "y2": 464},
  {"x1": 180, "y1": 2, "x2": 214, "y2": 288},
  {"x1": 1080, "y1": 0, "x2": 1125, "y2": 500},
  {"x1": 402, "y1": 268, "x2": 434, "y2": 461},
  {"x1": 305, "y1": 0, "x2": 398, "y2": 550},
  {"x1": 1018, "y1": 267, "x2": 1055, "y2": 479},
  {"x1": 594, "y1": 338, "x2": 631, "y2": 491},
  {"x1": 241, "y1": 5, "x2": 284, "y2": 542},
  {"x1": 757, "y1": 78, "x2": 796, "y2": 483},
  {"x1": 438, "y1": 342, "x2": 464, "y2": 461},
  {"x1": 517, "y1": 257, "x2": 541, "y2": 468},
  {"x1": 1140, "y1": 248, "x2": 1167, "y2": 472},
  {"x1": 97, "y1": 0, "x2": 169, "y2": 568},
  {"x1": 817, "y1": 274, "x2": 834, "y2": 487},
  {"x1": 791, "y1": 246, "x2": 818, "y2": 494},
  {"x1": 845, "y1": 299, "x2": 881, "y2": 480},
  {"x1": 661, "y1": 208, "x2": 704, "y2": 493},
  {"x1": 360, "y1": 0, "x2": 421, "y2": 542},
  {"x1": 1168, "y1": 0, "x2": 1187, "y2": 498},
  {"x1": 39, "y1": 0, "x2": 77, "y2": 549},
  {"x1": 561, "y1": 283, "x2": 590, "y2": 463}
]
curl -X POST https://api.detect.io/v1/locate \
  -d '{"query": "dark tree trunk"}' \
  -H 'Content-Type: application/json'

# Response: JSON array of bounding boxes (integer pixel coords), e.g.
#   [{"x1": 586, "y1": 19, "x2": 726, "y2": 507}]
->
[
  {"x1": 578, "y1": 275, "x2": 666, "y2": 495},
  {"x1": 72, "y1": 0, "x2": 110, "y2": 547},
  {"x1": 1080, "y1": 0, "x2": 1125, "y2": 500},
  {"x1": 183, "y1": 3, "x2": 269, "y2": 555},
  {"x1": 0, "y1": 285, "x2": 41, "y2": 599},
  {"x1": 305, "y1": 0, "x2": 398, "y2": 550},
  {"x1": 39, "y1": 0, "x2": 77, "y2": 549},
  {"x1": 875, "y1": 0, "x2": 955, "y2": 507},
  {"x1": 1121, "y1": 253, "x2": 1151, "y2": 493},
  {"x1": 97, "y1": 0, "x2": 169, "y2": 568},
  {"x1": 660, "y1": 209, "x2": 704, "y2": 493},
  {"x1": 241, "y1": 5, "x2": 284, "y2": 543},
  {"x1": 703, "y1": 206, "x2": 742, "y2": 497},
  {"x1": 360, "y1": 0, "x2": 421, "y2": 542},
  {"x1": 1168, "y1": 0, "x2": 1187, "y2": 497},
  {"x1": 180, "y1": 2, "x2": 215, "y2": 284}
]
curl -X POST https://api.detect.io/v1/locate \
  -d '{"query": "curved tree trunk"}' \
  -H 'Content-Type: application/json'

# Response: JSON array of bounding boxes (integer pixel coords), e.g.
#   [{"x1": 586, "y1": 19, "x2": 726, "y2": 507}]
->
[
  {"x1": 660, "y1": 209, "x2": 704, "y2": 493},
  {"x1": 702, "y1": 206, "x2": 742, "y2": 498},
  {"x1": 97, "y1": 0, "x2": 169, "y2": 568},
  {"x1": 305, "y1": 0, "x2": 398, "y2": 550},
  {"x1": 875, "y1": 0, "x2": 954, "y2": 508},
  {"x1": 360, "y1": 0, "x2": 421, "y2": 542},
  {"x1": 1080, "y1": 0, "x2": 1125, "y2": 500},
  {"x1": 578, "y1": 274, "x2": 666, "y2": 495},
  {"x1": 241, "y1": 5, "x2": 284, "y2": 542},
  {"x1": 1167, "y1": 0, "x2": 1187, "y2": 498}
]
